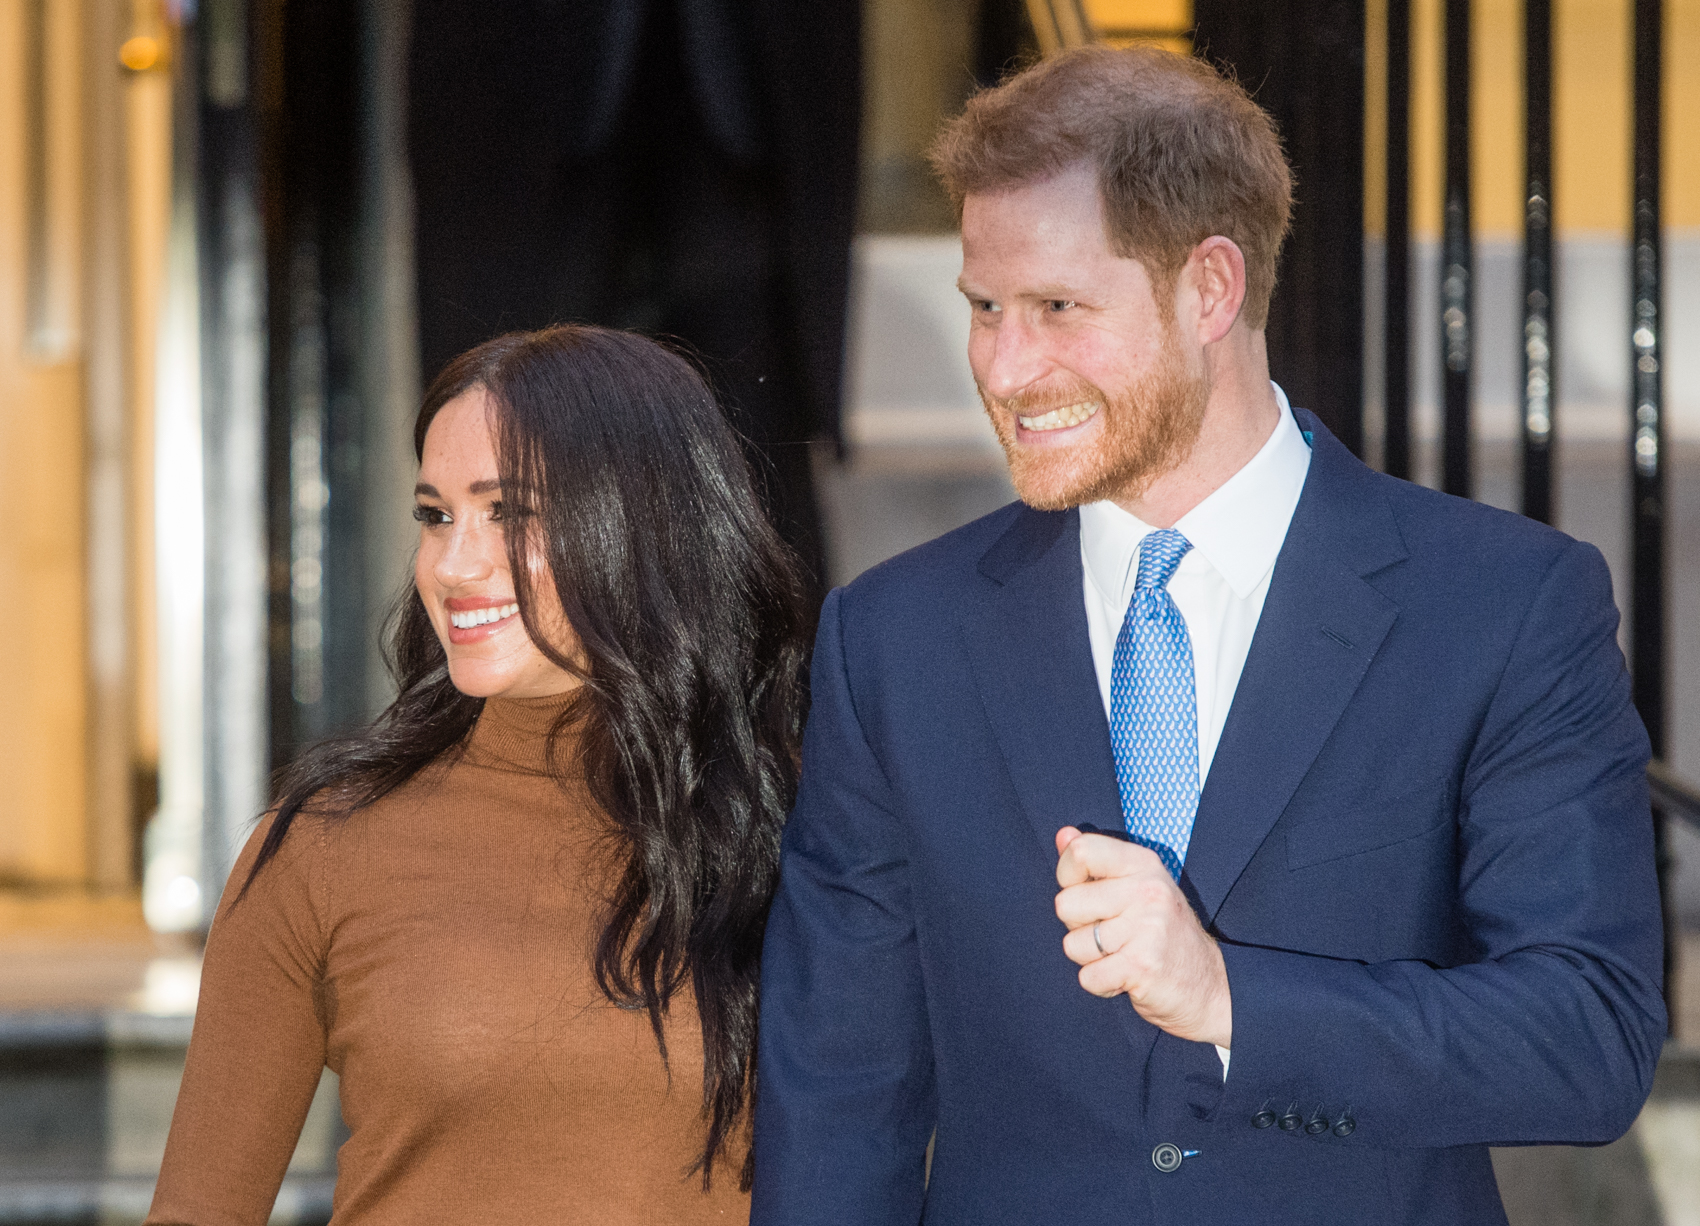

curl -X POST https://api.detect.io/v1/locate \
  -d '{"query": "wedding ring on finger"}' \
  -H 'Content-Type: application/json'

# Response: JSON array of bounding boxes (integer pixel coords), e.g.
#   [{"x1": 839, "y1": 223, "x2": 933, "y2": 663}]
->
[{"x1": 1092, "y1": 921, "x2": 1107, "y2": 957}]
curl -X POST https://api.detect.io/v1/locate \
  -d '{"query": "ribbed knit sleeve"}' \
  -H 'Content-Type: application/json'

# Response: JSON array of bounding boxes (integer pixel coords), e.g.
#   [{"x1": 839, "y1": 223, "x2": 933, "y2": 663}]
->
[{"x1": 146, "y1": 814, "x2": 331, "y2": 1226}]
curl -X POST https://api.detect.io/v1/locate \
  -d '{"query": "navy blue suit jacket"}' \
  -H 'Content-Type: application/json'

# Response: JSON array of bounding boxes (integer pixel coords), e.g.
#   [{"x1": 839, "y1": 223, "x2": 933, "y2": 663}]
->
[{"x1": 753, "y1": 412, "x2": 1666, "y2": 1225}]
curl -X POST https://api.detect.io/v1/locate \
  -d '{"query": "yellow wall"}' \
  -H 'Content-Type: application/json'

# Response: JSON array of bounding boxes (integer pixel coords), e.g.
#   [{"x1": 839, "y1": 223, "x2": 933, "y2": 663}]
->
[
  {"x1": 1370, "y1": 0, "x2": 1700, "y2": 239},
  {"x1": 128, "y1": 44, "x2": 169, "y2": 779},
  {"x1": 1085, "y1": 0, "x2": 1192, "y2": 52},
  {"x1": 0, "y1": 0, "x2": 164, "y2": 889},
  {"x1": 0, "y1": 0, "x2": 89, "y2": 884},
  {"x1": 1663, "y1": 0, "x2": 1699, "y2": 231},
  {"x1": 0, "y1": 362, "x2": 89, "y2": 881}
]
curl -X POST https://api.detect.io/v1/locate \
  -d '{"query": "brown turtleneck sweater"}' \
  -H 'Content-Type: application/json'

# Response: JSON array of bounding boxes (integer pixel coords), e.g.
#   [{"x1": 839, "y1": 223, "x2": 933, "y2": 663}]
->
[{"x1": 147, "y1": 694, "x2": 750, "y2": 1225}]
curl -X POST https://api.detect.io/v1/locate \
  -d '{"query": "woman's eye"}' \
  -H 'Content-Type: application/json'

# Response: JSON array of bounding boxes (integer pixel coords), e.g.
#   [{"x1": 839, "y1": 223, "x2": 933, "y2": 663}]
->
[{"x1": 412, "y1": 504, "x2": 449, "y2": 526}]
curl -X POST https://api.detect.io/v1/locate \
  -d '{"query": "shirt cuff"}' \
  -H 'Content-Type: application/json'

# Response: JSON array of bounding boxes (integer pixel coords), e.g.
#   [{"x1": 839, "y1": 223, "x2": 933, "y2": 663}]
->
[{"x1": 1215, "y1": 1044, "x2": 1231, "y2": 1079}]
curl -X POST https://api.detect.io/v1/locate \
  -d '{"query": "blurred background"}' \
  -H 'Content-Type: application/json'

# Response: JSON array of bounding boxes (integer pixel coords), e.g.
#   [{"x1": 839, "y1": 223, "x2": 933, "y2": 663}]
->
[{"x1": 0, "y1": 0, "x2": 1698, "y2": 1221}]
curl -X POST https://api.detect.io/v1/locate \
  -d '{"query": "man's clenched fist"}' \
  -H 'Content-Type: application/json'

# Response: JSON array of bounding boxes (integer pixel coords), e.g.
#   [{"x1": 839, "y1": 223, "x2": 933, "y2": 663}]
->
[{"x1": 1054, "y1": 826, "x2": 1233, "y2": 1049}]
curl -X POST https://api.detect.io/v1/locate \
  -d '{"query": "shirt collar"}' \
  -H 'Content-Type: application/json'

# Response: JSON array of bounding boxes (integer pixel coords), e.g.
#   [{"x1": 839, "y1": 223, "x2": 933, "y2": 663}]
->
[{"x1": 1079, "y1": 383, "x2": 1312, "y2": 604}]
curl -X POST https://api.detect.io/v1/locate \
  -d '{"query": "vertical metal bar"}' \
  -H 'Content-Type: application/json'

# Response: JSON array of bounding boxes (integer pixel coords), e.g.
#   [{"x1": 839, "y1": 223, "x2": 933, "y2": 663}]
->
[
  {"x1": 1629, "y1": 0, "x2": 1672, "y2": 1028},
  {"x1": 287, "y1": 240, "x2": 329, "y2": 721},
  {"x1": 1520, "y1": 0, "x2": 1554, "y2": 523},
  {"x1": 1383, "y1": 0, "x2": 1411, "y2": 480},
  {"x1": 1441, "y1": 0, "x2": 1472, "y2": 498},
  {"x1": 195, "y1": 0, "x2": 270, "y2": 912}
]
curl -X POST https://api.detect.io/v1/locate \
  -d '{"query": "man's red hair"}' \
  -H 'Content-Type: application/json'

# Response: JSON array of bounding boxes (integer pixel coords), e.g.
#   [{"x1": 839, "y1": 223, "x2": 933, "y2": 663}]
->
[{"x1": 930, "y1": 45, "x2": 1294, "y2": 329}]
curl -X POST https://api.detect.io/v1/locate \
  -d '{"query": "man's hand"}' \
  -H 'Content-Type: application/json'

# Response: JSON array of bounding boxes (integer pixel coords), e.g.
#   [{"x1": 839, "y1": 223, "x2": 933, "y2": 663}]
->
[{"x1": 1054, "y1": 826, "x2": 1232, "y2": 1048}]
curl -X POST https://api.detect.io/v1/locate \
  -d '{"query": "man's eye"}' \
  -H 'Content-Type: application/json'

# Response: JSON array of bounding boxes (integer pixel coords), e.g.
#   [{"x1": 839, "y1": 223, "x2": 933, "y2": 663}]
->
[
  {"x1": 1047, "y1": 299, "x2": 1077, "y2": 312},
  {"x1": 412, "y1": 504, "x2": 449, "y2": 526},
  {"x1": 973, "y1": 299, "x2": 1000, "y2": 314}
]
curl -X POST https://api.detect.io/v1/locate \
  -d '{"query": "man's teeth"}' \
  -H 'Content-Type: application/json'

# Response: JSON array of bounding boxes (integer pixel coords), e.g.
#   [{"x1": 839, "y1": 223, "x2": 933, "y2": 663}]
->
[
  {"x1": 449, "y1": 602, "x2": 518, "y2": 629},
  {"x1": 1017, "y1": 401, "x2": 1100, "y2": 432}
]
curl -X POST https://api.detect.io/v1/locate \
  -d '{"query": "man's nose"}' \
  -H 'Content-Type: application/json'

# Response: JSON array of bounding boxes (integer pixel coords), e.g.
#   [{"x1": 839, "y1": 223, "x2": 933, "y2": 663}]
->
[
  {"x1": 977, "y1": 313, "x2": 1052, "y2": 402},
  {"x1": 433, "y1": 522, "x2": 497, "y2": 587}
]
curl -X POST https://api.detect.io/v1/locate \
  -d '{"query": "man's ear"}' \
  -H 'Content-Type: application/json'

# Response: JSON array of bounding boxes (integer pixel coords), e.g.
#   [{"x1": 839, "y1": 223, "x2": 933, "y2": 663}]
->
[{"x1": 1187, "y1": 236, "x2": 1248, "y2": 346}]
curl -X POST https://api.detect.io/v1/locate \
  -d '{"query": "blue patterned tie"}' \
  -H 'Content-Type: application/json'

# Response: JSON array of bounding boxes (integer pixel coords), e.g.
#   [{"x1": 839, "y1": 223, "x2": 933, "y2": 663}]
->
[{"x1": 1109, "y1": 529, "x2": 1199, "y2": 880}]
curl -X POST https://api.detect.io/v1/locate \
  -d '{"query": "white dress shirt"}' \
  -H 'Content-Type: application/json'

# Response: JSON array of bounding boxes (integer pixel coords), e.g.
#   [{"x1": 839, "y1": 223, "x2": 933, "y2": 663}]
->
[{"x1": 1078, "y1": 383, "x2": 1312, "y2": 1075}]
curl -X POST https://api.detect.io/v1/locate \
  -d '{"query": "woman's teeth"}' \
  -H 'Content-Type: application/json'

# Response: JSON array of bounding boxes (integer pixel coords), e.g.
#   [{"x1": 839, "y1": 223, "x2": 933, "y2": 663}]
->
[
  {"x1": 449, "y1": 602, "x2": 518, "y2": 629},
  {"x1": 1017, "y1": 401, "x2": 1100, "y2": 432}
]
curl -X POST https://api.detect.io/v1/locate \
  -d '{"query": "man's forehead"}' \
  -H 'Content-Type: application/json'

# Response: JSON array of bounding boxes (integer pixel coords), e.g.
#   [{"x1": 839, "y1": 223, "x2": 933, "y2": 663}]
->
[
  {"x1": 959, "y1": 178, "x2": 1143, "y2": 292},
  {"x1": 961, "y1": 163, "x2": 1104, "y2": 229},
  {"x1": 962, "y1": 197, "x2": 1115, "y2": 274}
]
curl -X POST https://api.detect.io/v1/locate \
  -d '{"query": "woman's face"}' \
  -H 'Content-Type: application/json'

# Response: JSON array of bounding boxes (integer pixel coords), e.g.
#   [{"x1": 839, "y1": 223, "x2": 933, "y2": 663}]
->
[{"x1": 414, "y1": 388, "x2": 581, "y2": 699}]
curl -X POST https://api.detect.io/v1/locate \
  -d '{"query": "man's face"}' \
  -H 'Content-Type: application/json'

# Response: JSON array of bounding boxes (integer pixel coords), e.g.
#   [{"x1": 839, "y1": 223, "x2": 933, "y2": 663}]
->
[{"x1": 959, "y1": 163, "x2": 1207, "y2": 511}]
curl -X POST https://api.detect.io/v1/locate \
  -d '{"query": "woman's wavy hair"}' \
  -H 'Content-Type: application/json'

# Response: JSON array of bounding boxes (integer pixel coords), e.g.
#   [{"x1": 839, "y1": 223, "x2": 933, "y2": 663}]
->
[{"x1": 243, "y1": 324, "x2": 812, "y2": 1190}]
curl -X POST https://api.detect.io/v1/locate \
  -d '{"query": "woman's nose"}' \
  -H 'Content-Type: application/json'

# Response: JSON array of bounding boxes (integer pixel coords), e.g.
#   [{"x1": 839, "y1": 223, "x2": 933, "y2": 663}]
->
[{"x1": 433, "y1": 521, "x2": 498, "y2": 588}]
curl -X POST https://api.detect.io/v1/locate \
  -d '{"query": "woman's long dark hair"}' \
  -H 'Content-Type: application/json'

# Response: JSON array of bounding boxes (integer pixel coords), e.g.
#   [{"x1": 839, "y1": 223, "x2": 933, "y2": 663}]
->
[{"x1": 243, "y1": 325, "x2": 811, "y2": 1190}]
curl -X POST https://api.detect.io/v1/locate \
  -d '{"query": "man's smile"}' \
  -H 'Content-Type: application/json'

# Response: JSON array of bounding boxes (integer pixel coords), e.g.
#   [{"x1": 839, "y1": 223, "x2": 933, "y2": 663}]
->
[{"x1": 1017, "y1": 400, "x2": 1102, "y2": 432}]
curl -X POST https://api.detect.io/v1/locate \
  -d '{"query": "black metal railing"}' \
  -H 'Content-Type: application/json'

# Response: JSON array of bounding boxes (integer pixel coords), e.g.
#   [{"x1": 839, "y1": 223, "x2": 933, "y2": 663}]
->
[
  {"x1": 1520, "y1": 0, "x2": 1554, "y2": 524},
  {"x1": 1380, "y1": 0, "x2": 1697, "y2": 1019},
  {"x1": 1384, "y1": 0, "x2": 1412, "y2": 483},
  {"x1": 1629, "y1": 0, "x2": 1679, "y2": 1022},
  {"x1": 1440, "y1": 0, "x2": 1473, "y2": 499}
]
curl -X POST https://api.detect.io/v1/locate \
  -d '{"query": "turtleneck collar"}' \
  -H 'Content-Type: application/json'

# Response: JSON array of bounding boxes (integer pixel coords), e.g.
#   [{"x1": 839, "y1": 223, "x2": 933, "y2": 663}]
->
[{"x1": 463, "y1": 689, "x2": 585, "y2": 777}]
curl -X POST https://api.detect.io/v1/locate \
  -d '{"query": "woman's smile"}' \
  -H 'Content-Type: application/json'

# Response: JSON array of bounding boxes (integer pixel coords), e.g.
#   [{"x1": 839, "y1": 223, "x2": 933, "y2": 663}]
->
[{"x1": 444, "y1": 596, "x2": 520, "y2": 643}]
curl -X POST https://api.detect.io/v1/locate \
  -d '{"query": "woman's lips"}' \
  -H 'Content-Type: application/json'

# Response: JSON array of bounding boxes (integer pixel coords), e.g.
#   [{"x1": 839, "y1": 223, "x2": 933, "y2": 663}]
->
[{"x1": 444, "y1": 599, "x2": 519, "y2": 645}]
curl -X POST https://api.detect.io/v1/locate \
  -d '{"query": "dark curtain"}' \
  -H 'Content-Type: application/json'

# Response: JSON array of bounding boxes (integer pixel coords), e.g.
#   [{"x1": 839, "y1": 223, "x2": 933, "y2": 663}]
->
[{"x1": 408, "y1": 0, "x2": 862, "y2": 589}]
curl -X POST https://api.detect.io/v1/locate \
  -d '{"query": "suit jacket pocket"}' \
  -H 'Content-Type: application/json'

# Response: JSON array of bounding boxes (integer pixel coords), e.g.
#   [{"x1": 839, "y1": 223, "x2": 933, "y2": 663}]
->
[{"x1": 1286, "y1": 779, "x2": 1451, "y2": 870}]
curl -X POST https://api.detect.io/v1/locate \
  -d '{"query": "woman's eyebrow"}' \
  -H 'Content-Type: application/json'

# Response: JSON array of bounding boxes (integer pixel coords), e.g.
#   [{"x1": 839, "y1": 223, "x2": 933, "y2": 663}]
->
[{"x1": 413, "y1": 479, "x2": 502, "y2": 497}]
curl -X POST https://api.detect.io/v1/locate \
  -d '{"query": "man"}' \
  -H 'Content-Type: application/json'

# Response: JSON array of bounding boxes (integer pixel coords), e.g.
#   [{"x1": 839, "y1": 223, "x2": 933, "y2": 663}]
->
[{"x1": 753, "y1": 46, "x2": 1664, "y2": 1225}]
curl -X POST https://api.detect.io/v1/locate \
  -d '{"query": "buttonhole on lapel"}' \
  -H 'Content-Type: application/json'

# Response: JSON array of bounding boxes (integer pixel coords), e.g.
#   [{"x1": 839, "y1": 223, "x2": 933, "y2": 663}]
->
[{"x1": 1321, "y1": 627, "x2": 1354, "y2": 651}]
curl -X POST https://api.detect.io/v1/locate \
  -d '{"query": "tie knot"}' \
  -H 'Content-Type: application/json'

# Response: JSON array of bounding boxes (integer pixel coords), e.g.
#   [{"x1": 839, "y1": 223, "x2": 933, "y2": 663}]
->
[{"x1": 1135, "y1": 529, "x2": 1192, "y2": 594}]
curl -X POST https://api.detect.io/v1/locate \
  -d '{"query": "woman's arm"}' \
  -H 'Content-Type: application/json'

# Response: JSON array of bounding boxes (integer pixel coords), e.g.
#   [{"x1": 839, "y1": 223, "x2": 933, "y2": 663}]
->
[{"x1": 146, "y1": 816, "x2": 332, "y2": 1225}]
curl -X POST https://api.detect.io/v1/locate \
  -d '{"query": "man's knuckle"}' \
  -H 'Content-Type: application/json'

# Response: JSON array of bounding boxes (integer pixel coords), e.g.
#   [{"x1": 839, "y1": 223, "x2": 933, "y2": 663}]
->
[{"x1": 1133, "y1": 879, "x2": 1169, "y2": 909}]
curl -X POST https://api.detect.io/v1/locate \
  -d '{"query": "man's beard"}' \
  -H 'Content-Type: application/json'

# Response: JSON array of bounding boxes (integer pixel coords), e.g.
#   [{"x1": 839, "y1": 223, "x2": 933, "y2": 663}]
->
[{"x1": 979, "y1": 337, "x2": 1209, "y2": 512}]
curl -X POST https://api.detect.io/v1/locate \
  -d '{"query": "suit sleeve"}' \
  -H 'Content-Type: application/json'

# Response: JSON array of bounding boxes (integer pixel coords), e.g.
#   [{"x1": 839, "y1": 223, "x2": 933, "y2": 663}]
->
[
  {"x1": 752, "y1": 587, "x2": 935, "y2": 1225},
  {"x1": 1218, "y1": 539, "x2": 1667, "y2": 1147},
  {"x1": 145, "y1": 817, "x2": 330, "y2": 1225}
]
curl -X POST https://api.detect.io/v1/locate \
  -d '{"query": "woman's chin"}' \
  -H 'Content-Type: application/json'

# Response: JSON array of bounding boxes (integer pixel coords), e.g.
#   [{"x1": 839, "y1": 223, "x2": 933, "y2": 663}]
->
[
  {"x1": 447, "y1": 657, "x2": 578, "y2": 701},
  {"x1": 445, "y1": 657, "x2": 525, "y2": 700}
]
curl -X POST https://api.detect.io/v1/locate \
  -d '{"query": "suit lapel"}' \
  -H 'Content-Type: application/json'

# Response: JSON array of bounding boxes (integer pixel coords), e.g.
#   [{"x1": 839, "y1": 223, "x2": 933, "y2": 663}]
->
[
  {"x1": 958, "y1": 508, "x2": 1125, "y2": 865},
  {"x1": 958, "y1": 505, "x2": 1159, "y2": 1057},
  {"x1": 1182, "y1": 414, "x2": 1408, "y2": 921}
]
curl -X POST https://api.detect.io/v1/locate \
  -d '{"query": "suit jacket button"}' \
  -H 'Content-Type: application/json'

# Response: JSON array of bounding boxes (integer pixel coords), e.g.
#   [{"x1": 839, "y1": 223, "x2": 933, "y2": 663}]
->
[
  {"x1": 1305, "y1": 1109, "x2": 1330, "y2": 1135},
  {"x1": 1252, "y1": 1110, "x2": 1276, "y2": 1129},
  {"x1": 1277, "y1": 1109, "x2": 1302, "y2": 1132},
  {"x1": 1151, "y1": 1143, "x2": 1184, "y2": 1173},
  {"x1": 1333, "y1": 1116, "x2": 1356, "y2": 1138}
]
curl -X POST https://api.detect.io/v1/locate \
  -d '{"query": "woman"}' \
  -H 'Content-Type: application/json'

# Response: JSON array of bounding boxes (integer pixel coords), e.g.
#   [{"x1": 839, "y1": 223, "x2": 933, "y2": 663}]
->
[{"x1": 147, "y1": 326, "x2": 810, "y2": 1223}]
